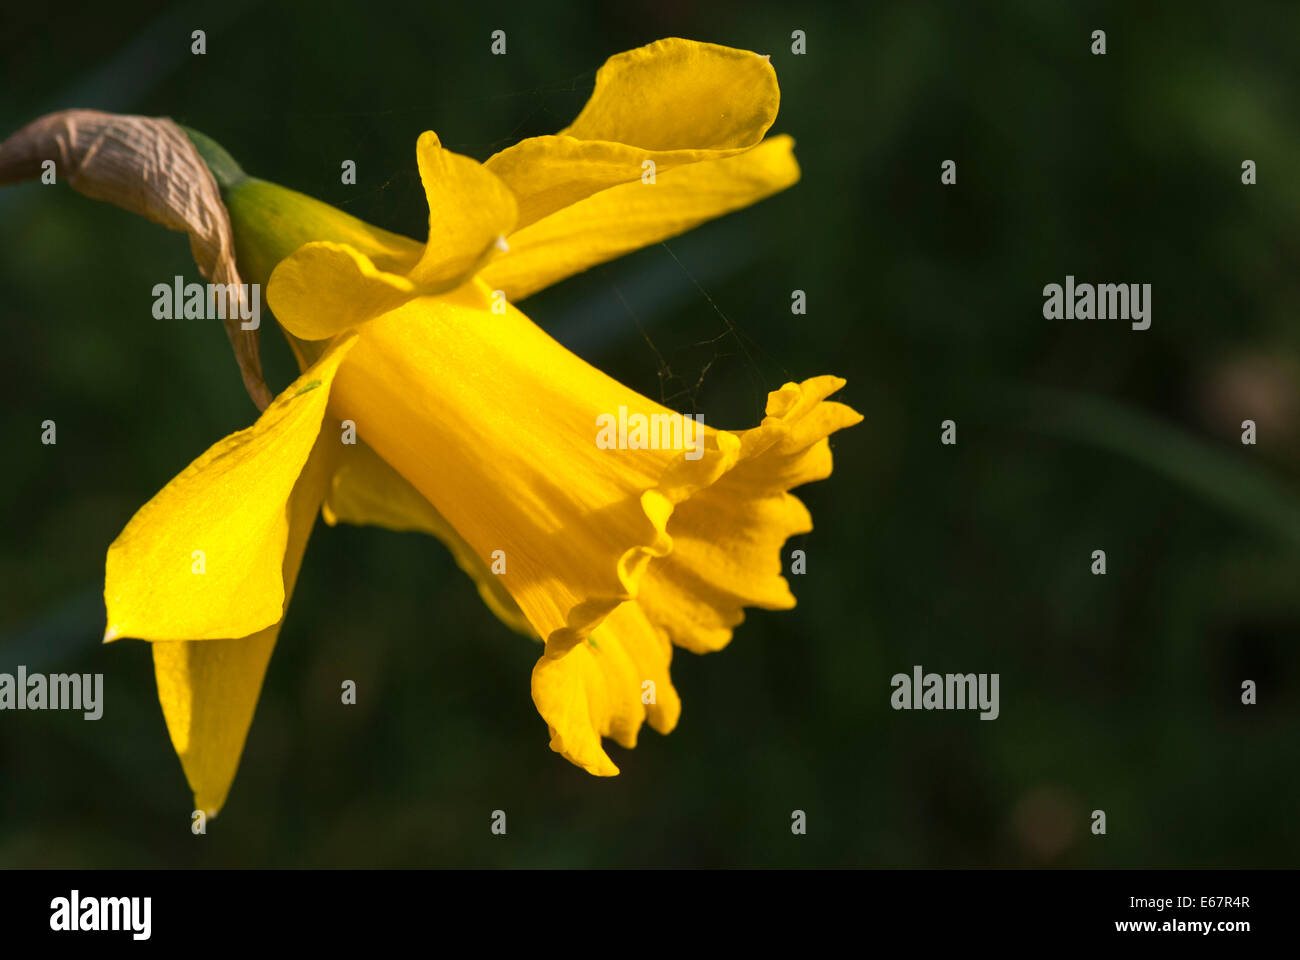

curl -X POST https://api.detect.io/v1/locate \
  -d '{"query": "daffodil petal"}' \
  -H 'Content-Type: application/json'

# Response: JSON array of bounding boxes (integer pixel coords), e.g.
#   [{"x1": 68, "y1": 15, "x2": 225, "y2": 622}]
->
[
  {"x1": 152, "y1": 430, "x2": 339, "y2": 816},
  {"x1": 638, "y1": 377, "x2": 863, "y2": 654},
  {"x1": 531, "y1": 601, "x2": 680, "y2": 776},
  {"x1": 480, "y1": 135, "x2": 799, "y2": 302},
  {"x1": 322, "y1": 439, "x2": 536, "y2": 638},
  {"x1": 485, "y1": 136, "x2": 750, "y2": 230},
  {"x1": 266, "y1": 134, "x2": 517, "y2": 339},
  {"x1": 408, "y1": 130, "x2": 517, "y2": 287},
  {"x1": 561, "y1": 38, "x2": 780, "y2": 151},
  {"x1": 104, "y1": 334, "x2": 356, "y2": 642},
  {"x1": 267, "y1": 242, "x2": 417, "y2": 341},
  {"x1": 153, "y1": 632, "x2": 276, "y2": 817}
]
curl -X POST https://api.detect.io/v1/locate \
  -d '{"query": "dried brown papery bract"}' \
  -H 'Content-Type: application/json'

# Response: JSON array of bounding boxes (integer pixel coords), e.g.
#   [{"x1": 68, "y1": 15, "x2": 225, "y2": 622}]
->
[{"x1": 0, "y1": 109, "x2": 271, "y2": 409}]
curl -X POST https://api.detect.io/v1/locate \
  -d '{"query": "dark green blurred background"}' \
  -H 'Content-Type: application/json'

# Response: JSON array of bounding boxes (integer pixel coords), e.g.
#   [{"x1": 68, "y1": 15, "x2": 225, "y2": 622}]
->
[{"x1": 2, "y1": 0, "x2": 1298, "y2": 867}]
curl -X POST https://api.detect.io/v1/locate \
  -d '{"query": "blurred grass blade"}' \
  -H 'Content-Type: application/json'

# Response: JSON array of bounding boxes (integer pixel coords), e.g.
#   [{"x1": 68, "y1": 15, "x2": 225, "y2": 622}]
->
[{"x1": 1015, "y1": 386, "x2": 1300, "y2": 549}]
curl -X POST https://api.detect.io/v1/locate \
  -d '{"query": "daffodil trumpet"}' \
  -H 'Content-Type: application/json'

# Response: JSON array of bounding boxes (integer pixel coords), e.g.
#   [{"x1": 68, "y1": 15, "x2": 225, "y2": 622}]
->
[{"x1": 2, "y1": 38, "x2": 861, "y2": 814}]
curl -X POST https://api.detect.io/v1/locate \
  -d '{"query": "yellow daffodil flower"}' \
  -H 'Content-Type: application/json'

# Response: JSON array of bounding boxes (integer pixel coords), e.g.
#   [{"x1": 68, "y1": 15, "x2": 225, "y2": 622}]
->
[{"x1": 96, "y1": 37, "x2": 862, "y2": 813}]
